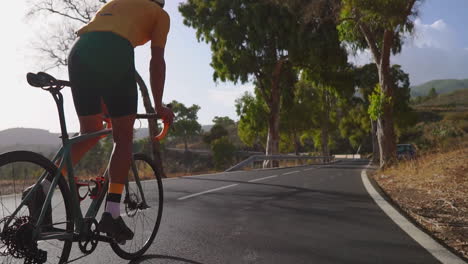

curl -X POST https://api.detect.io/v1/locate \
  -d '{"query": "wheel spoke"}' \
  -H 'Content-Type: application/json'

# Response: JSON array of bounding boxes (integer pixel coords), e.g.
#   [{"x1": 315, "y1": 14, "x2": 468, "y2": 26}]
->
[
  {"x1": 0, "y1": 152, "x2": 73, "y2": 263},
  {"x1": 110, "y1": 154, "x2": 162, "y2": 259}
]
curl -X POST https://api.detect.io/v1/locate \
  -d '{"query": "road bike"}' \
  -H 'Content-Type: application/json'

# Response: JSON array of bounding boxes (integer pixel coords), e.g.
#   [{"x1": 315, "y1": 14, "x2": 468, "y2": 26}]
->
[{"x1": 0, "y1": 72, "x2": 169, "y2": 263}]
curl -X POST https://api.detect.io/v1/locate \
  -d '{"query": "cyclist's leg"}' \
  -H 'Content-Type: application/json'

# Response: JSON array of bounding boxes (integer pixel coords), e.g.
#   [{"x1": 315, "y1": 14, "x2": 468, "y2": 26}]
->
[
  {"x1": 67, "y1": 114, "x2": 104, "y2": 170},
  {"x1": 95, "y1": 34, "x2": 137, "y2": 243},
  {"x1": 108, "y1": 115, "x2": 136, "y2": 185}
]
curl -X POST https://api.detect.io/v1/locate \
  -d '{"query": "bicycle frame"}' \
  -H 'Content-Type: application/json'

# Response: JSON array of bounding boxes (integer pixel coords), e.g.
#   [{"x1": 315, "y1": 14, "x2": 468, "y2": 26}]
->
[{"x1": 9, "y1": 88, "x2": 147, "y2": 242}]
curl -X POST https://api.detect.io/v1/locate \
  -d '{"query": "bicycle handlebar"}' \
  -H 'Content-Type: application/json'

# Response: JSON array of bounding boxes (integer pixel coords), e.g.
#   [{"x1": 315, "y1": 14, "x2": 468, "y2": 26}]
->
[{"x1": 135, "y1": 113, "x2": 171, "y2": 142}]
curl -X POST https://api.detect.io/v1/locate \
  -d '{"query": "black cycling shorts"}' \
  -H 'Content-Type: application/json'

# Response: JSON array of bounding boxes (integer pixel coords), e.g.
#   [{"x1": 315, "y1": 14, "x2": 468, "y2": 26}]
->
[{"x1": 68, "y1": 31, "x2": 137, "y2": 118}]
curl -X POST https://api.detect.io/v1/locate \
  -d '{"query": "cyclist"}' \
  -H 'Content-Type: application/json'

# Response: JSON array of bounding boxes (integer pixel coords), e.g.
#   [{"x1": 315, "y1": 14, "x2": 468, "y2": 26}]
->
[{"x1": 24, "y1": 0, "x2": 174, "y2": 244}]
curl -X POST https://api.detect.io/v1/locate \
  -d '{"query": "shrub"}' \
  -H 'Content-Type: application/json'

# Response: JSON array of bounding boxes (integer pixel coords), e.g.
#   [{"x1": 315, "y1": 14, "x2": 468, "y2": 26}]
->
[{"x1": 211, "y1": 136, "x2": 236, "y2": 170}]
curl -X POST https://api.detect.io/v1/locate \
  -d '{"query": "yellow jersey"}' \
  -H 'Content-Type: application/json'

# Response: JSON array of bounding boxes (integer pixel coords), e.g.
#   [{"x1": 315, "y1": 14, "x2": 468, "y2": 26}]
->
[{"x1": 77, "y1": 0, "x2": 170, "y2": 48}]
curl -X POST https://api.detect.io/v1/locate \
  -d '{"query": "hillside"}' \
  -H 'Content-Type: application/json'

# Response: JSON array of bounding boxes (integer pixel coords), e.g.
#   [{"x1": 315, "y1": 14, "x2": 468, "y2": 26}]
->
[
  {"x1": 410, "y1": 79, "x2": 468, "y2": 97},
  {"x1": 416, "y1": 88, "x2": 468, "y2": 107},
  {"x1": 0, "y1": 125, "x2": 214, "y2": 155},
  {"x1": 0, "y1": 128, "x2": 61, "y2": 146}
]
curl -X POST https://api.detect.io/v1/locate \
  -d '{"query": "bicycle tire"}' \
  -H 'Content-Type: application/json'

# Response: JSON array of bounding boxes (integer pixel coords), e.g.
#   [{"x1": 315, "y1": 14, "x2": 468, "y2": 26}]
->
[
  {"x1": 0, "y1": 151, "x2": 73, "y2": 264},
  {"x1": 110, "y1": 153, "x2": 164, "y2": 260}
]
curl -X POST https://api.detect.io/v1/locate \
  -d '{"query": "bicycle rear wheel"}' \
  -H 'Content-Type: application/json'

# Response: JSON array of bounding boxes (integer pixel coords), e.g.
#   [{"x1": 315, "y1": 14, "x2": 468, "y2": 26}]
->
[
  {"x1": 111, "y1": 153, "x2": 163, "y2": 260},
  {"x1": 0, "y1": 151, "x2": 73, "y2": 264}
]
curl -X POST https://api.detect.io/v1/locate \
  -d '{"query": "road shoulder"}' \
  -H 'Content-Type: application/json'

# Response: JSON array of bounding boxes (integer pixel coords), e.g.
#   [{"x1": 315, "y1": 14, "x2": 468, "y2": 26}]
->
[{"x1": 362, "y1": 164, "x2": 467, "y2": 263}]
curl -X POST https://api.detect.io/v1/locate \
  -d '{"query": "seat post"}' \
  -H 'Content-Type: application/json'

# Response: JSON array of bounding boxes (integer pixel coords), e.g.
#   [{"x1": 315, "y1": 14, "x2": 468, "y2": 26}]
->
[{"x1": 50, "y1": 90, "x2": 70, "y2": 144}]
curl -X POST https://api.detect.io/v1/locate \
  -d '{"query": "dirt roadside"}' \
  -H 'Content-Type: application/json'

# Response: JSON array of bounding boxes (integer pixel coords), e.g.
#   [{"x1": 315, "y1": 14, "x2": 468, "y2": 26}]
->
[{"x1": 372, "y1": 146, "x2": 468, "y2": 259}]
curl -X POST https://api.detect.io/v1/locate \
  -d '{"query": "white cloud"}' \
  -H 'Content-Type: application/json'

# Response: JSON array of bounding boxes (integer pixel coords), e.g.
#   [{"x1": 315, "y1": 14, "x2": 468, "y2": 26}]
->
[
  {"x1": 409, "y1": 19, "x2": 458, "y2": 50},
  {"x1": 394, "y1": 19, "x2": 468, "y2": 85}
]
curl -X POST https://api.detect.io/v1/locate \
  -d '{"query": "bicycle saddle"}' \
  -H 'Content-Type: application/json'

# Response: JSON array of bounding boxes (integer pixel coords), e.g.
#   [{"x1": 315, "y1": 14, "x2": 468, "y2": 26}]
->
[
  {"x1": 26, "y1": 72, "x2": 70, "y2": 88},
  {"x1": 27, "y1": 72, "x2": 59, "y2": 88}
]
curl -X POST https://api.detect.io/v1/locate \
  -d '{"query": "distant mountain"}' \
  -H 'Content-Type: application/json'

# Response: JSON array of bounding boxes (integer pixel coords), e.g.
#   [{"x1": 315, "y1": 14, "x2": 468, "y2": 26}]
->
[
  {"x1": 0, "y1": 128, "x2": 61, "y2": 146},
  {"x1": 0, "y1": 124, "x2": 214, "y2": 154},
  {"x1": 410, "y1": 79, "x2": 468, "y2": 97},
  {"x1": 416, "y1": 89, "x2": 468, "y2": 107},
  {"x1": 0, "y1": 128, "x2": 62, "y2": 155}
]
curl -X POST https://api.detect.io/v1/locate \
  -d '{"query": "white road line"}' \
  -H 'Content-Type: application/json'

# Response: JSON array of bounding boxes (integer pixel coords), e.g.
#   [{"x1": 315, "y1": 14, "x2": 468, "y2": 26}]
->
[
  {"x1": 248, "y1": 175, "x2": 278, "y2": 183},
  {"x1": 283, "y1": 170, "x2": 300, "y2": 175},
  {"x1": 361, "y1": 167, "x2": 466, "y2": 264},
  {"x1": 177, "y1": 184, "x2": 238, "y2": 201},
  {"x1": 303, "y1": 168, "x2": 316, "y2": 171}
]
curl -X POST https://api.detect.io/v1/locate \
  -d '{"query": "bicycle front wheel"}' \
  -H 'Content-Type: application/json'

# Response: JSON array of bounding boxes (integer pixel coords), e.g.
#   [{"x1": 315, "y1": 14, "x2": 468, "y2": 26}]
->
[
  {"x1": 0, "y1": 151, "x2": 73, "y2": 264},
  {"x1": 111, "y1": 153, "x2": 164, "y2": 260}
]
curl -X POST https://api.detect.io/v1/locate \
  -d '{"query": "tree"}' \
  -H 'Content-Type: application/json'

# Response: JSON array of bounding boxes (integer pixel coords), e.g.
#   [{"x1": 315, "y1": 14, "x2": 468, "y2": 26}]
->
[
  {"x1": 338, "y1": 0, "x2": 422, "y2": 167},
  {"x1": 427, "y1": 87, "x2": 438, "y2": 98},
  {"x1": 212, "y1": 116, "x2": 235, "y2": 128},
  {"x1": 296, "y1": 77, "x2": 342, "y2": 157},
  {"x1": 355, "y1": 63, "x2": 415, "y2": 157},
  {"x1": 339, "y1": 99, "x2": 370, "y2": 151},
  {"x1": 279, "y1": 82, "x2": 315, "y2": 155},
  {"x1": 203, "y1": 124, "x2": 228, "y2": 145},
  {"x1": 180, "y1": 0, "x2": 339, "y2": 167},
  {"x1": 211, "y1": 136, "x2": 236, "y2": 170},
  {"x1": 28, "y1": 0, "x2": 166, "y2": 176},
  {"x1": 170, "y1": 100, "x2": 202, "y2": 152},
  {"x1": 235, "y1": 92, "x2": 269, "y2": 151},
  {"x1": 354, "y1": 63, "x2": 380, "y2": 161}
]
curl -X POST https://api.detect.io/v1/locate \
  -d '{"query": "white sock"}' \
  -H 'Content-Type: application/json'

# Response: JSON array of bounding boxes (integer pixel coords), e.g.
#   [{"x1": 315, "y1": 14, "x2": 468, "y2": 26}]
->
[
  {"x1": 40, "y1": 179, "x2": 52, "y2": 195},
  {"x1": 105, "y1": 201, "x2": 121, "y2": 219}
]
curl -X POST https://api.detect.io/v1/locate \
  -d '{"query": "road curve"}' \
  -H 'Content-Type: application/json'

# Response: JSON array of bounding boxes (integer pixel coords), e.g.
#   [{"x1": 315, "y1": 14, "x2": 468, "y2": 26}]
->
[{"x1": 61, "y1": 160, "x2": 454, "y2": 263}]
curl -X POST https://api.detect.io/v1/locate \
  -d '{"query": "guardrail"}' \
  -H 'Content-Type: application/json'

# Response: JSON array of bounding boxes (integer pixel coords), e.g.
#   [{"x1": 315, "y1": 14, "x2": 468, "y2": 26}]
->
[
  {"x1": 225, "y1": 155, "x2": 334, "y2": 172},
  {"x1": 334, "y1": 154, "x2": 361, "y2": 159}
]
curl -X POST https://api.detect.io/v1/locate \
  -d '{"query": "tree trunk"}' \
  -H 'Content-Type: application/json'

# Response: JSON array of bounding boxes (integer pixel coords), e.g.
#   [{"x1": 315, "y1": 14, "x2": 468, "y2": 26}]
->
[
  {"x1": 361, "y1": 26, "x2": 397, "y2": 168},
  {"x1": 320, "y1": 90, "x2": 330, "y2": 160},
  {"x1": 264, "y1": 101, "x2": 280, "y2": 168},
  {"x1": 263, "y1": 60, "x2": 285, "y2": 168},
  {"x1": 321, "y1": 126, "x2": 330, "y2": 157},
  {"x1": 183, "y1": 135, "x2": 188, "y2": 152},
  {"x1": 293, "y1": 131, "x2": 300, "y2": 156},
  {"x1": 135, "y1": 72, "x2": 166, "y2": 178},
  {"x1": 376, "y1": 30, "x2": 397, "y2": 168},
  {"x1": 370, "y1": 120, "x2": 379, "y2": 164}
]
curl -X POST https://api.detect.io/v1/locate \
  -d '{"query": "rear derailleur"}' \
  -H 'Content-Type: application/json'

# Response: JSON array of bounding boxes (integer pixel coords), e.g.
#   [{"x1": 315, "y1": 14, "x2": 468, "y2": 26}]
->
[{"x1": 0, "y1": 216, "x2": 47, "y2": 264}]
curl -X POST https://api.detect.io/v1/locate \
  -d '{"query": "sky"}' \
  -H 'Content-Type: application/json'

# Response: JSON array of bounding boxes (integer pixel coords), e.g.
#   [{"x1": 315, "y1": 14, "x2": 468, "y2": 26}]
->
[{"x1": 1, "y1": 0, "x2": 468, "y2": 133}]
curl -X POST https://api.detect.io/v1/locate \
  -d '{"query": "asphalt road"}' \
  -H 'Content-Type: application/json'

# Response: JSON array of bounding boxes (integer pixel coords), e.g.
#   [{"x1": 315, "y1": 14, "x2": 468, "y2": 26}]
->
[
  {"x1": 1, "y1": 159, "x2": 450, "y2": 263},
  {"x1": 52, "y1": 159, "x2": 447, "y2": 264}
]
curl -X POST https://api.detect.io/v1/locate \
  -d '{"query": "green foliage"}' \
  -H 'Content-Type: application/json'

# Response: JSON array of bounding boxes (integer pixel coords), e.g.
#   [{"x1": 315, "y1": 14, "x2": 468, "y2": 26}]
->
[
  {"x1": 339, "y1": 101, "x2": 371, "y2": 148},
  {"x1": 180, "y1": 0, "x2": 340, "y2": 84},
  {"x1": 368, "y1": 84, "x2": 391, "y2": 121},
  {"x1": 203, "y1": 124, "x2": 228, "y2": 144},
  {"x1": 338, "y1": 0, "x2": 418, "y2": 54},
  {"x1": 169, "y1": 100, "x2": 202, "y2": 150},
  {"x1": 211, "y1": 136, "x2": 236, "y2": 170},
  {"x1": 180, "y1": 0, "x2": 349, "y2": 157},
  {"x1": 355, "y1": 64, "x2": 417, "y2": 138},
  {"x1": 212, "y1": 116, "x2": 235, "y2": 128},
  {"x1": 235, "y1": 92, "x2": 268, "y2": 148}
]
